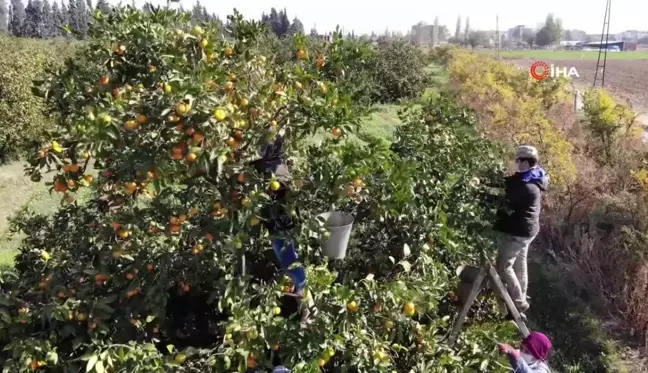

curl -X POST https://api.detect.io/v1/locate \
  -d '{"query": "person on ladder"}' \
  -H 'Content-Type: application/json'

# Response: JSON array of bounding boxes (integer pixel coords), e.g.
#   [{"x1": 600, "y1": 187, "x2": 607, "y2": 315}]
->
[
  {"x1": 251, "y1": 128, "x2": 313, "y2": 324},
  {"x1": 494, "y1": 145, "x2": 549, "y2": 316}
]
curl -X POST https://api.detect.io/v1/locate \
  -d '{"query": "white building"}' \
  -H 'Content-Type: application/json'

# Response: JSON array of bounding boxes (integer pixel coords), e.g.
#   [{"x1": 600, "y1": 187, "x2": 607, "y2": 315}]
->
[{"x1": 616, "y1": 30, "x2": 648, "y2": 41}]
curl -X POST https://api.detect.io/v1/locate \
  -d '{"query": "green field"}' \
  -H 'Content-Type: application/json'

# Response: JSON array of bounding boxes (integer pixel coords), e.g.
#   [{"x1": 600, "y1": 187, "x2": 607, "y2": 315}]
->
[
  {"x1": 484, "y1": 49, "x2": 648, "y2": 60},
  {"x1": 0, "y1": 164, "x2": 64, "y2": 269},
  {"x1": 0, "y1": 163, "x2": 94, "y2": 269}
]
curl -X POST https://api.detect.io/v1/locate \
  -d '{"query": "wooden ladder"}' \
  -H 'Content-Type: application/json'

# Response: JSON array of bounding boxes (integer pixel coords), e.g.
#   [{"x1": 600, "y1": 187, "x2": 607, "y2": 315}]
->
[{"x1": 447, "y1": 258, "x2": 530, "y2": 345}]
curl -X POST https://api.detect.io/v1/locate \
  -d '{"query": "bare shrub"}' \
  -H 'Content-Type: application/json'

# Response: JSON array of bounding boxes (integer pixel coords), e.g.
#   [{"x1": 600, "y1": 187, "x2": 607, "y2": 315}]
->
[{"x1": 450, "y1": 51, "x2": 648, "y2": 338}]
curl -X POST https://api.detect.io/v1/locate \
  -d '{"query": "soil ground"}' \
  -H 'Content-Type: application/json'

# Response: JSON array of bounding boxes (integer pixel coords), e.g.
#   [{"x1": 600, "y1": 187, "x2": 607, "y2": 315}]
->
[
  {"x1": 511, "y1": 59, "x2": 648, "y2": 110},
  {"x1": 511, "y1": 58, "x2": 648, "y2": 127}
]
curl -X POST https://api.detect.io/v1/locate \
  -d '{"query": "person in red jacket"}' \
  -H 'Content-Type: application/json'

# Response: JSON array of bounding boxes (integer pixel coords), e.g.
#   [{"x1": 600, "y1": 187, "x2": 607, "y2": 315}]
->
[{"x1": 494, "y1": 145, "x2": 549, "y2": 314}]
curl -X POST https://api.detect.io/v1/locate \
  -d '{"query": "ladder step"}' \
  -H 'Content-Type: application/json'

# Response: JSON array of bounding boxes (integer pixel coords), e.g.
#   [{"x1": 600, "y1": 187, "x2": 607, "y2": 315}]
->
[{"x1": 448, "y1": 259, "x2": 530, "y2": 346}]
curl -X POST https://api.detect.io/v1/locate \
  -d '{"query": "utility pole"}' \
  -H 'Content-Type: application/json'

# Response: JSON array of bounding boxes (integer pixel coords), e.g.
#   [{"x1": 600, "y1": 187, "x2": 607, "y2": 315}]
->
[
  {"x1": 496, "y1": 14, "x2": 500, "y2": 59},
  {"x1": 594, "y1": 0, "x2": 612, "y2": 87},
  {"x1": 433, "y1": 16, "x2": 439, "y2": 47}
]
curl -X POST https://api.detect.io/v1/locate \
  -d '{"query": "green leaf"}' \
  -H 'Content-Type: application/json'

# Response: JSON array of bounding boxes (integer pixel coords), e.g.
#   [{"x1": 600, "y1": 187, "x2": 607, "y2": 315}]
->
[
  {"x1": 31, "y1": 87, "x2": 45, "y2": 97},
  {"x1": 102, "y1": 295, "x2": 118, "y2": 304},
  {"x1": 104, "y1": 126, "x2": 119, "y2": 140},
  {"x1": 95, "y1": 361, "x2": 105, "y2": 373},
  {"x1": 0, "y1": 309, "x2": 11, "y2": 323},
  {"x1": 46, "y1": 351, "x2": 58, "y2": 365},
  {"x1": 72, "y1": 337, "x2": 84, "y2": 350},
  {"x1": 94, "y1": 302, "x2": 114, "y2": 313},
  {"x1": 86, "y1": 355, "x2": 98, "y2": 372},
  {"x1": 403, "y1": 243, "x2": 411, "y2": 257}
]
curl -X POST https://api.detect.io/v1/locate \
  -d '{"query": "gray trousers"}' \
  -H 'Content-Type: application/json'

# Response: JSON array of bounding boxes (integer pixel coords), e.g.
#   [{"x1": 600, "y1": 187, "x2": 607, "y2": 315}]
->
[{"x1": 496, "y1": 233, "x2": 536, "y2": 309}]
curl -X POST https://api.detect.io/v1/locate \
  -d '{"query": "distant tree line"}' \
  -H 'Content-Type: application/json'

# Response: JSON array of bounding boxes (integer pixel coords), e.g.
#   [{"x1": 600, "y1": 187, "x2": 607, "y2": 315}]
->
[
  {"x1": 0, "y1": 0, "x2": 222, "y2": 39},
  {"x1": 0, "y1": 0, "x2": 95, "y2": 39},
  {"x1": 534, "y1": 14, "x2": 562, "y2": 46},
  {"x1": 261, "y1": 7, "x2": 304, "y2": 37},
  {"x1": 447, "y1": 15, "x2": 484, "y2": 47},
  {"x1": 443, "y1": 13, "x2": 566, "y2": 49}
]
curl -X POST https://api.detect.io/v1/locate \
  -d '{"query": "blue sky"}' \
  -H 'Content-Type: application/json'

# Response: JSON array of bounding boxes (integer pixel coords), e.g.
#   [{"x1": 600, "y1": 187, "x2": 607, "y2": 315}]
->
[{"x1": 110, "y1": 0, "x2": 647, "y2": 35}]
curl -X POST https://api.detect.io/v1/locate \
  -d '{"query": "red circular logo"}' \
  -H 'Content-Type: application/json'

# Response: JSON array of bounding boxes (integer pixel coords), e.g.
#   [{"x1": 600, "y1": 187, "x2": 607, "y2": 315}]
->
[{"x1": 530, "y1": 61, "x2": 550, "y2": 80}]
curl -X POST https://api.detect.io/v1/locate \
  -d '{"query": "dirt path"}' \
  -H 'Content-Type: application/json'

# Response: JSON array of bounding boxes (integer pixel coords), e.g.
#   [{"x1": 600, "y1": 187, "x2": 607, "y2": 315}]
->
[{"x1": 638, "y1": 113, "x2": 648, "y2": 128}]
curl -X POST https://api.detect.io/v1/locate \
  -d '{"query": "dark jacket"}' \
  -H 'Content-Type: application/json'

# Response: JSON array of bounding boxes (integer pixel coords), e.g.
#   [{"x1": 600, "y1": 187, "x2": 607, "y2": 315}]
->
[
  {"x1": 250, "y1": 135, "x2": 295, "y2": 235},
  {"x1": 494, "y1": 167, "x2": 549, "y2": 238}
]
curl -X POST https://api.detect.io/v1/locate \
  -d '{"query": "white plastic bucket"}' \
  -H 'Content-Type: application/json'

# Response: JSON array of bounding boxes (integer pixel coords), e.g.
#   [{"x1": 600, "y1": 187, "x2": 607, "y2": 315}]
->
[{"x1": 318, "y1": 211, "x2": 354, "y2": 259}]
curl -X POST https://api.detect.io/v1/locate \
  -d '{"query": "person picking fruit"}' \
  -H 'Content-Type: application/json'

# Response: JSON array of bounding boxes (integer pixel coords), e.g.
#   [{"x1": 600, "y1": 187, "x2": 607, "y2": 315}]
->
[
  {"x1": 251, "y1": 129, "x2": 313, "y2": 322},
  {"x1": 497, "y1": 331, "x2": 552, "y2": 373},
  {"x1": 493, "y1": 145, "x2": 549, "y2": 316}
]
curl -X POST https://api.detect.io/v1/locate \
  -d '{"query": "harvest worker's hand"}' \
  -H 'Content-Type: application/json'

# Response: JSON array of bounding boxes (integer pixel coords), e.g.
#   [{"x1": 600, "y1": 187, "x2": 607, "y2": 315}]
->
[{"x1": 497, "y1": 343, "x2": 519, "y2": 358}]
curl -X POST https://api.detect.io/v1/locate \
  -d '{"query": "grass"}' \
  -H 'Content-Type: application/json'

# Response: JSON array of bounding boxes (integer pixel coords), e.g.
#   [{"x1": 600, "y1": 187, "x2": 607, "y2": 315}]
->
[
  {"x1": 360, "y1": 104, "x2": 402, "y2": 139},
  {"x1": 0, "y1": 162, "x2": 51, "y2": 268},
  {"x1": 424, "y1": 63, "x2": 450, "y2": 99},
  {"x1": 0, "y1": 161, "x2": 93, "y2": 269},
  {"x1": 482, "y1": 50, "x2": 648, "y2": 60},
  {"x1": 308, "y1": 104, "x2": 403, "y2": 146}
]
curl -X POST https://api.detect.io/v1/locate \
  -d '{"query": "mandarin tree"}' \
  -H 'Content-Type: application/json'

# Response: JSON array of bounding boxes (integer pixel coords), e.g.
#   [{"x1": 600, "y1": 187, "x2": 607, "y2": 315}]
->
[
  {"x1": 2, "y1": 5, "x2": 365, "y2": 372},
  {"x1": 1, "y1": 6, "x2": 519, "y2": 373}
]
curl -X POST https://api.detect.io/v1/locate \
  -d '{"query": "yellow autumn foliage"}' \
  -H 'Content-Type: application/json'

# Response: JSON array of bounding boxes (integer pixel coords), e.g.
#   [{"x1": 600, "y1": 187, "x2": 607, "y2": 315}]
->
[
  {"x1": 631, "y1": 168, "x2": 648, "y2": 190},
  {"x1": 582, "y1": 88, "x2": 637, "y2": 161},
  {"x1": 448, "y1": 50, "x2": 576, "y2": 185}
]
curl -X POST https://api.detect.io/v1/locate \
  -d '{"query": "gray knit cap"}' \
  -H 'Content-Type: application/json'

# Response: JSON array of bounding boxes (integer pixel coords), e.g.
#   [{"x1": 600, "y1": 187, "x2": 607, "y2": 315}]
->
[{"x1": 515, "y1": 145, "x2": 539, "y2": 160}]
